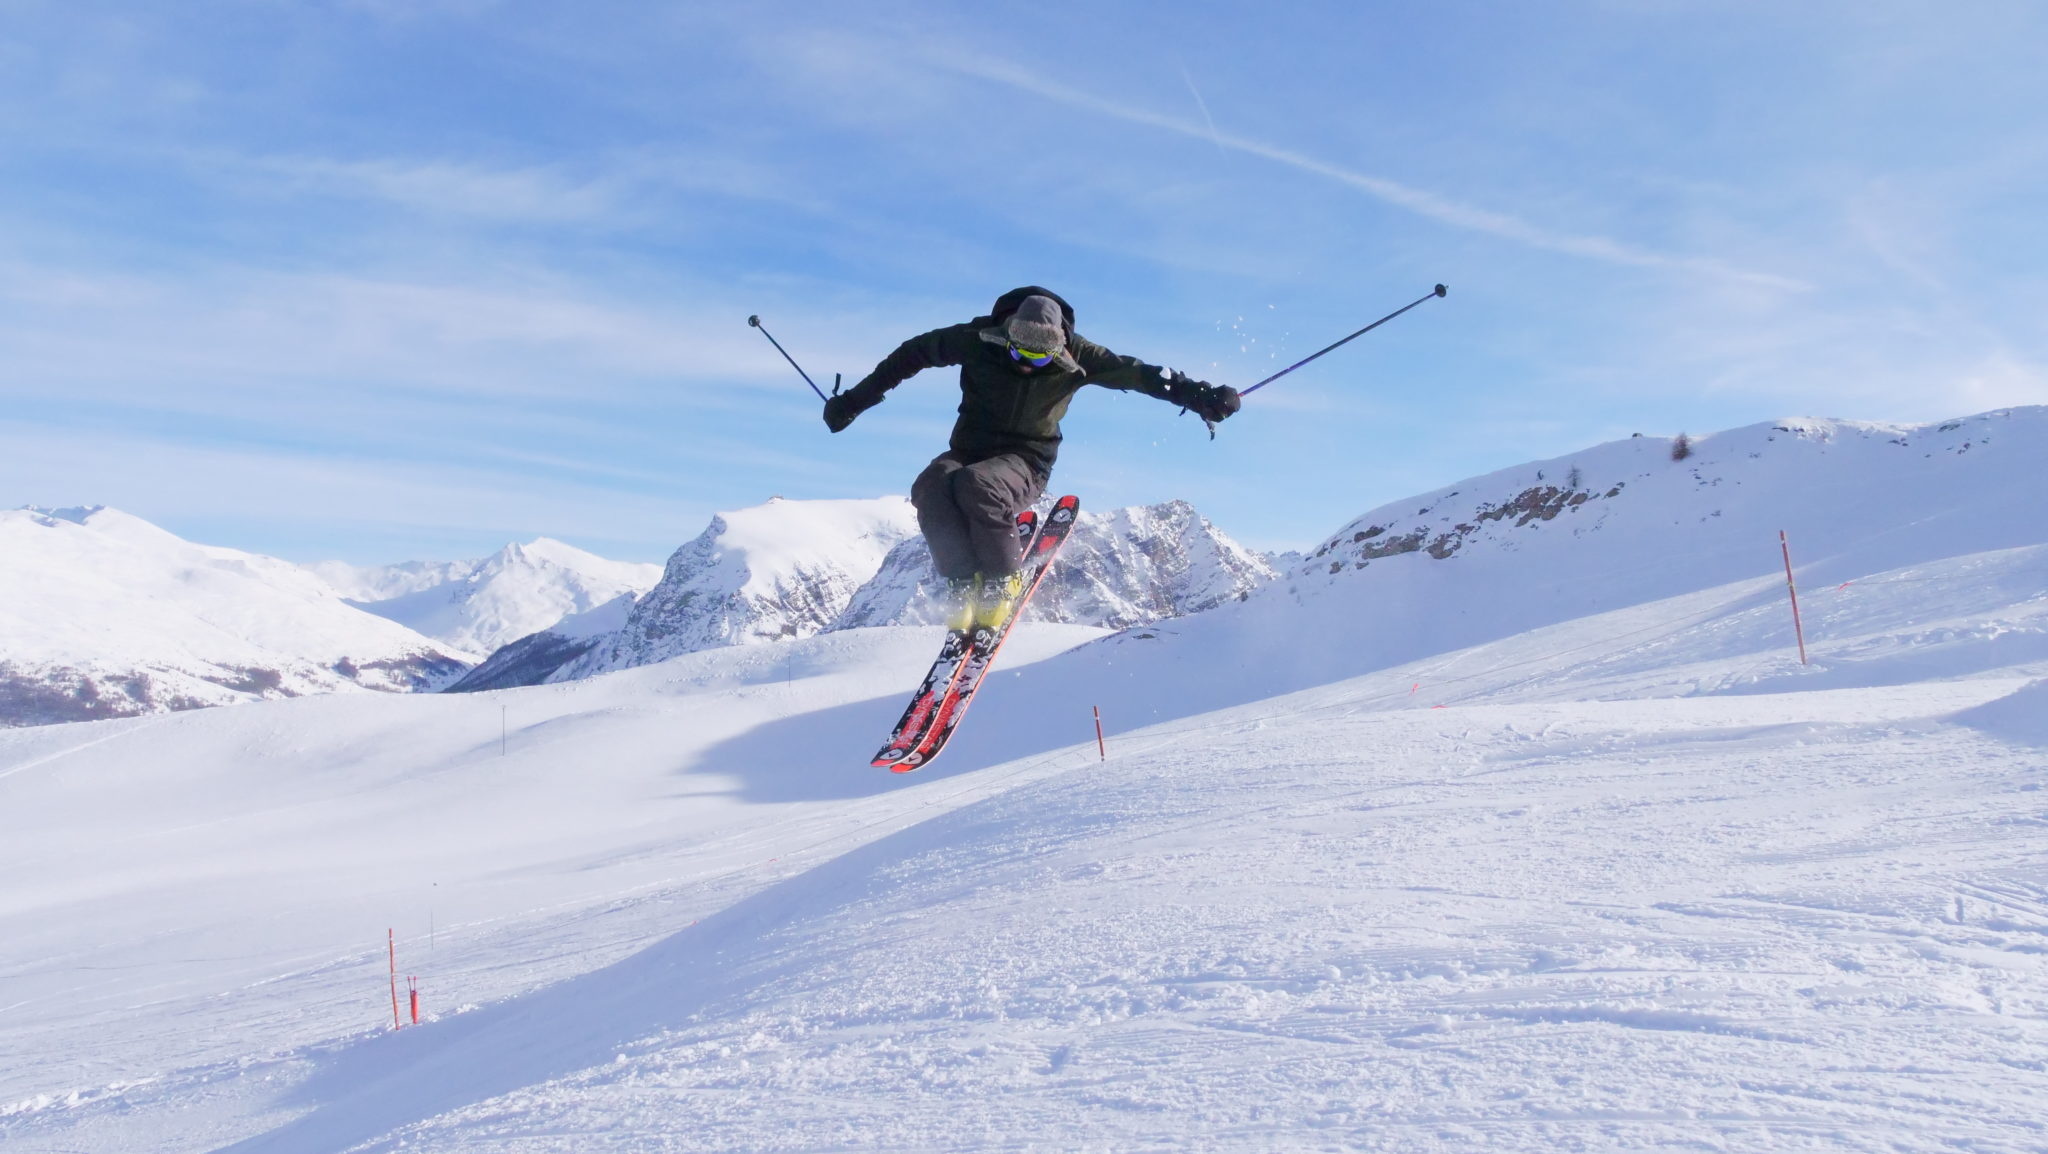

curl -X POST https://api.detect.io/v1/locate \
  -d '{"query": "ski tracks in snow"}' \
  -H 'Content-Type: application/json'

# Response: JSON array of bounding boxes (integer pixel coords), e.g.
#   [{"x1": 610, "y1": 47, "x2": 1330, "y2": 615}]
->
[{"x1": 224, "y1": 686, "x2": 2048, "y2": 1153}]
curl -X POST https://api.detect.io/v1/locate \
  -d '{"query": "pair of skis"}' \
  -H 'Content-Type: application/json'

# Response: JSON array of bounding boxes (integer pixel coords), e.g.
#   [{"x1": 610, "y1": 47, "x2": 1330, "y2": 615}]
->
[{"x1": 871, "y1": 495, "x2": 1079, "y2": 773}]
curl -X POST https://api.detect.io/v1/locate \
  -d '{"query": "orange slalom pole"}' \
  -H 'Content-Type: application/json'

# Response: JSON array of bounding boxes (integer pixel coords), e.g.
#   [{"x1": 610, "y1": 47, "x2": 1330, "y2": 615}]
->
[{"x1": 388, "y1": 930, "x2": 401, "y2": 1030}]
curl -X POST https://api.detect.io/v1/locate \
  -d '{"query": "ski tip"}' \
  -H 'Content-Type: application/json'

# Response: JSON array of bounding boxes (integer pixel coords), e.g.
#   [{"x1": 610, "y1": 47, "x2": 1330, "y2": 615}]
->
[{"x1": 874, "y1": 747, "x2": 926, "y2": 771}]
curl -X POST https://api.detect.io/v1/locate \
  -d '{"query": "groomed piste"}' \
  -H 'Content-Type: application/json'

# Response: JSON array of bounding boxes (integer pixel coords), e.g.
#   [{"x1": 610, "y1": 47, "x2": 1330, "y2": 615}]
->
[{"x1": 3, "y1": 410, "x2": 2045, "y2": 1152}]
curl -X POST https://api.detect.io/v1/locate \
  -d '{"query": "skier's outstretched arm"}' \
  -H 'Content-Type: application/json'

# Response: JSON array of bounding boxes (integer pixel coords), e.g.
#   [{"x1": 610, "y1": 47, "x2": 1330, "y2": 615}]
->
[
  {"x1": 1070, "y1": 336, "x2": 1241, "y2": 424},
  {"x1": 824, "y1": 324, "x2": 979, "y2": 432}
]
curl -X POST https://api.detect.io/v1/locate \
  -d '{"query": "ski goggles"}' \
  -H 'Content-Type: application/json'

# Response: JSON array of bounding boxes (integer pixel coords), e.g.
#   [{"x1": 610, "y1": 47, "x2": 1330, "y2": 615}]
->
[{"x1": 1007, "y1": 342, "x2": 1056, "y2": 367}]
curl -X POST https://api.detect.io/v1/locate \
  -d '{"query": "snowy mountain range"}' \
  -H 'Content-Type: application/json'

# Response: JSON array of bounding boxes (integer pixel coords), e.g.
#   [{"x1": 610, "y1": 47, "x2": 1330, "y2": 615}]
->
[
  {"x1": 450, "y1": 496, "x2": 1277, "y2": 691},
  {"x1": 0, "y1": 506, "x2": 471, "y2": 725},
  {"x1": 549, "y1": 496, "x2": 925, "y2": 683},
  {"x1": 0, "y1": 493, "x2": 1275, "y2": 719},
  {"x1": 833, "y1": 497, "x2": 1276, "y2": 630},
  {"x1": 4, "y1": 407, "x2": 2043, "y2": 1152},
  {"x1": 0, "y1": 509, "x2": 674, "y2": 728},
  {"x1": 307, "y1": 539, "x2": 663, "y2": 655}
]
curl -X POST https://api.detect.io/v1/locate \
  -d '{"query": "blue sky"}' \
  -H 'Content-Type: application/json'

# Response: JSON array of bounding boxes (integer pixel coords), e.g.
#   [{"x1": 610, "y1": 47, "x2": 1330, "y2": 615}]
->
[{"x1": 3, "y1": 1, "x2": 2043, "y2": 564}]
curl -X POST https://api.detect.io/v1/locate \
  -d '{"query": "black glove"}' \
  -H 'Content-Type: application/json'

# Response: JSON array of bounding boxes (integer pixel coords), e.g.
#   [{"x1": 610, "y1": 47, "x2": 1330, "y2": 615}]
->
[
  {"x1": 1169, "y1": 376, "x2": 1241, "y2": 424},
  {"x1": 1191, "y1": 383, "x2": 1241, "y2": 424},
  {"x1": 823, "y1": 386, "x2": 881, "y2": 433}
]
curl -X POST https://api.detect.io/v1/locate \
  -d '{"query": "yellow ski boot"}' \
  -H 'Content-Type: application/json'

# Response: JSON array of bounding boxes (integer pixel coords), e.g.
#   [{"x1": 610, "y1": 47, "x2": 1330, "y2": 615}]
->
[
  {"x1": 942, "y1": 575, "x2": 979, "y2": 632},
  {"x1": 973, "y1": 570, "x2": 1028, "y2": 630}
]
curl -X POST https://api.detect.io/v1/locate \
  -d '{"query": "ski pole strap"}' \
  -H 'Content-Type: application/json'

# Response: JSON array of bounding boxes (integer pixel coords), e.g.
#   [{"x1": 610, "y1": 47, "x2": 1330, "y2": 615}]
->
[
  {"x1": 1239, "y1": 284, "x2": 1447, "y2": 397},
  {"x1": 1175, "y1": 404, "x2": 1220, "y2": 440}
]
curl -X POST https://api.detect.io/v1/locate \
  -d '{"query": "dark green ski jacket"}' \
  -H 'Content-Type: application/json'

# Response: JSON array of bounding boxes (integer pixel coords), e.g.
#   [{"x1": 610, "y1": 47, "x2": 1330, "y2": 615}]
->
[{"x1": 844, "y1": 286, "x2": 1204, "y2": 477}]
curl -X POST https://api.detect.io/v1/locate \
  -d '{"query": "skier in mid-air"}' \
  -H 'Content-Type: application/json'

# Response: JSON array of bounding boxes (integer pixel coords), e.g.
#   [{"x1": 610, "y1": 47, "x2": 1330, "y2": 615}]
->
[
  {"x1": 823, "y1": 286, "x2": 1240, "y2": 629},
  {"x1": 776, "y1": 279, "x2": 1437, "y2": 769}
]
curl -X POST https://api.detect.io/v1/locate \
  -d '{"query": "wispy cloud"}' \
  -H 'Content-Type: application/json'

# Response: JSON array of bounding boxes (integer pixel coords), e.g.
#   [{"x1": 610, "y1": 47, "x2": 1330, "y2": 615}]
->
[
  {"x1": 198, "y1": 145, "x2": 833, "y2": 224},
  {"x1": 0, "y1": 259, "x2": 786, "y2": 403},
  {"x1": 1176, "y1": 58, "x2": 1228, "y2": 159},
  {"x1": 940, "y1": 55, "x2": 1810, "y2": 293},
  {"x1": 0, "y1": 420, "x2": 702, "y2": 562},
  {"x1": 239, "y1": 155, "x2": 619, "y2": 222}
]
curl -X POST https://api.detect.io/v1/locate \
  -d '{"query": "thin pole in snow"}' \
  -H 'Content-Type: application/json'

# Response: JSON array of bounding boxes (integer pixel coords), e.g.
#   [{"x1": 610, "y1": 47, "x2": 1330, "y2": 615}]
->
[
  {"x1": 1780, "y1": 530, "x2": 1809, "y2": 666},
  {"x1": 388, "y1": 929, "x2": 402, "y2": 1030},
  {"x1": 1093, "y1": 705, "x2": 1106, "y2": 761}
]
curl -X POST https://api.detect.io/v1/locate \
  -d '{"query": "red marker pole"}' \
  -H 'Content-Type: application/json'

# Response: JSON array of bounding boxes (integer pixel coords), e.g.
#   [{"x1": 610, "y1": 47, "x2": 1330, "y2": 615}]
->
[
  {"x1": 1093, "y1": 706, "x2": 1106, "y2": 761},
  {"x1": 409, "y1": 976, "x2": 420, "y2": 1025},
  {"x1": 388, "y1": 930, "x2": 402, "y2": 1030},
  {"x1": 1780, "y1": 531, "x2": 1809, "y2": 666}
]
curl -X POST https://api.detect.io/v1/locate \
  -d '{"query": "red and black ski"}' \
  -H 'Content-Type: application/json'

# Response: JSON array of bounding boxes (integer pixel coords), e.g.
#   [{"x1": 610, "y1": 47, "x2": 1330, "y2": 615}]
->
[
  {"x1": 887, "y1": 494, "x2": 1079, "y2": 774},
  {"x1": 870, "y1": 510, "x2": 1037, "y2": 769}
]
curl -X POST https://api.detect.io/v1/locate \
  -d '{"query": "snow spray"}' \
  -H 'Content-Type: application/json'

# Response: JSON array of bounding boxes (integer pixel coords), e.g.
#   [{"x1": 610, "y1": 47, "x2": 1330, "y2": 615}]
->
[{"x1": 1240, "y1": 284, "x2": 1448, "y2": 397}]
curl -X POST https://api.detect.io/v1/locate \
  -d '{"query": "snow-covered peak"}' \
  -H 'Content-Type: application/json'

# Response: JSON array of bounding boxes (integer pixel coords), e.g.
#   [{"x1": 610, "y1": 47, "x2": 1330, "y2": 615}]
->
[
  {"x1": 0, "y1": 507, "x2": 469, "y2": 725},
  {"x1": 309, "y1": 537, "x2": 663, "y2": 656},
  {"x1": 490, "y1": 537, "x2": 656, "y2": 587},
  {"x1": 692, "y1": 496, "x2": 919, "y2": 594},
  {"x1": 555, "y1": 496, "x2": 920, "y2": 679},
  {"x1": 24, "y1": 503, "x2": 194, "y2": 552},
  {"x1": 1035, "y1": 498, "x2": 1277, "y2": 627}
]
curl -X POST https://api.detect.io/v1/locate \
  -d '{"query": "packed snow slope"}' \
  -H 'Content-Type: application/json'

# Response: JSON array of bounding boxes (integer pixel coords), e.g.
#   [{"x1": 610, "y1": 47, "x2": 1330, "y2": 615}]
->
[
  {"x1": 2, "y1": 408, "x2": 2044, "y2": 1152},
  {"x1": 1002, "y1": 407, "x2": 2048, "y2": 731},
  {"x1": 309, "y1": 540, "x2": 662, "y2": 656},
  {"x1": 0, "y1": 506, "x2": 471, "y2": 726}
]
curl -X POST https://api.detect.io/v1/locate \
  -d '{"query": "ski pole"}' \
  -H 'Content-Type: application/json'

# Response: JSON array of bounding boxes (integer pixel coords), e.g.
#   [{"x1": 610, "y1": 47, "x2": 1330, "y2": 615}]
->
[
  {"x1": 1239, "y1": 284, "x2": 1447, "y2": 397},
  {"x1": 747, "y1": 315, "x2": 839, "y2": 402}
]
